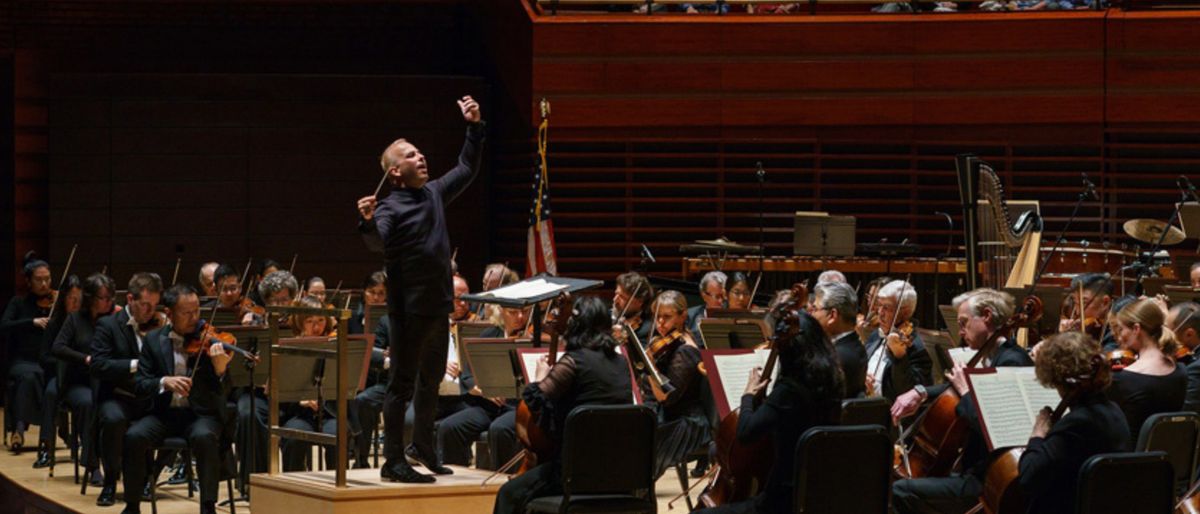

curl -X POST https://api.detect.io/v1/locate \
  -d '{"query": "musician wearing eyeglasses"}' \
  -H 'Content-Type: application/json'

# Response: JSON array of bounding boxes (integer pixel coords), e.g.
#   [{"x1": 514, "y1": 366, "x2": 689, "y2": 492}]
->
[
  {"x1": 863, "y1": 280, "x2": 931, "y2": 402},
  {"x1": 810, "y1": 282, "x2": 868, "y2": 399}
]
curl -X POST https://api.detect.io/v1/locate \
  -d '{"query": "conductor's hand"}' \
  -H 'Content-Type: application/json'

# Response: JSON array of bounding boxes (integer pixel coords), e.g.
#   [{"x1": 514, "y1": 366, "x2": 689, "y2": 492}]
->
[
  {"x1": 163, "y1": 376, "x2": 192, "y2": 397},
  {"x1": 357, "y1": 196, "x2": 377, "y2": 221},
  {"x1": 458, "y1": 96, "x2": 482, "y2": 124}
]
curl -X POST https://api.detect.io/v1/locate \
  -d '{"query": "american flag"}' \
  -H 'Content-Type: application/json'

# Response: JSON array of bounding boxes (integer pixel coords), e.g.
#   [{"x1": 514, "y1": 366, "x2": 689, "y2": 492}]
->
[{"x1": 527, "y1": 115, "x2": 558, "y2": 277}]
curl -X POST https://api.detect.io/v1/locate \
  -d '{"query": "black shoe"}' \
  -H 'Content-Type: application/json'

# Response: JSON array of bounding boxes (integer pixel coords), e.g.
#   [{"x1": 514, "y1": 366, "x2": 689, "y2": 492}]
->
[
  {"x1": 380, "y1": 460, "x2": 434, "y2": 483},
  {"x1": 200, "y1": 501, "x2": 217, "y2": 514},
  {"x1": 353, "y1": 460, "x2": 370, "y2": 470},
  {"x1": 690, "y1": 460, "x2": 709, "y2": 478},
  {"x1": 32, "y1": 447, "x2": 53, "y2": 469},
  {"x1": 89, "y1": 468, "x2": 106, "y2": 487},
  {"x1": 96, "y1": 485, "x2": 117, "y2": 507},
  {"x1": 404, "y1": 445, "x2": 453, "y2": 475},
  {"x1": 142, "y1": 482, "x2": 152, "y2": 501},
  {"x1": 120, "y1": 505, "x2": 140, "y2": 514},
  {"x1": 166, "y1": 462, "x2": 189, "y2": 485}
]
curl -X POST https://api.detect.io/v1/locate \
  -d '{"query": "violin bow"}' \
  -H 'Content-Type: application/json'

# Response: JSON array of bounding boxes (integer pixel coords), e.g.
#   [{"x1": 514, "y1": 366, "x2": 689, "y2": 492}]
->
[
  {"x1": 748, "y1": 272, "x2": 763, "y2": 308},
  {"x1": 1077, "y1": 282, "x2": 1085, "y2": 334},
  {"x1": 238, "y1": 258, "x2": 253, "y2": 295},
  {"x1": 170, "y1": 257, "x2": 182, "y2": 287},
  {"x1": 870, "y1": 275, "x2": 912, "y2": 379},
  {"x1": 288, "y1": 254, "x2": 298, "y2": 275},
  {"x1": 46, "y1": 244, "x2": 78, "y2": 320}
]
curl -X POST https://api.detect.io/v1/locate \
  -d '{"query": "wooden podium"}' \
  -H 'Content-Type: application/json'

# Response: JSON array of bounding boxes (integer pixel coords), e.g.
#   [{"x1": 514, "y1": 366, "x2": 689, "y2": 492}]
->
[{"x1": 250, "y1": 466, "x2": 504, "y2": 514}]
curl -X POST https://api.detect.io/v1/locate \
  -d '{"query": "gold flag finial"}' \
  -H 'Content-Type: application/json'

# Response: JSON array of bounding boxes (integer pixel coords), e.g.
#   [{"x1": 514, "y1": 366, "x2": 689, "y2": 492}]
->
[{"x1": 539, "y1": 98, "x2": 550, "y2": 120}]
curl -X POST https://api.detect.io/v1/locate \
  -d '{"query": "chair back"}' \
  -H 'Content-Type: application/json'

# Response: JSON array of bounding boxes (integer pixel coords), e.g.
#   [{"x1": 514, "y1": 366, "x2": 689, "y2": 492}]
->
[
  {"x1": 1135, "y1": 411, "x2": 1200, "y2": 497},
  {"x1": 839, "y1": 397, "x2": 890, "y2": 428},
  {"x1": 561, "y1": 404, "x2": 656, "y2": 499},
  {"x1": 1077, "y1": 451, "x2": 1173, "y2": 514},
  {"x1": 794, "y1": 425, "x2": 890, "y2": 514}
]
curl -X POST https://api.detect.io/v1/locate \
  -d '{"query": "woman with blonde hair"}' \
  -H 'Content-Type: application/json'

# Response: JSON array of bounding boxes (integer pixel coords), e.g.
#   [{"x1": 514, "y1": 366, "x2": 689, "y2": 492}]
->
[{"x1": 1108, "y1": 298, "x2": 1187, "y2": 440}]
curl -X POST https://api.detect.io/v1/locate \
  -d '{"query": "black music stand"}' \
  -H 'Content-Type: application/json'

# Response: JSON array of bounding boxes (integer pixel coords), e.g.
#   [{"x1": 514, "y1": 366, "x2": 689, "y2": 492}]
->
[
  {"x1": 219, "y1": 325, "x2": 271, "y2": 503},
  {"x1": 460, "y1": 274, "x2": 602, "y2": 351},
  {"x1": 272, "y1": 337, "x2": 373, "y2": 403},
  {"x1": 460, "y1": 338, "x2": 537, "y2": 399},
  {"x1": 698, "y1": 317, "x2": 770, "y2": 350}
]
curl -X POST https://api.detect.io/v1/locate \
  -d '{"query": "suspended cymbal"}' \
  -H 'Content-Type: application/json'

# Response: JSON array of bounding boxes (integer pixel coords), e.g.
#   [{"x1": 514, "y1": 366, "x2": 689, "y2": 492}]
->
[{"x1": 1123, "y1": 219, "x2": 1185, "y2": 246}]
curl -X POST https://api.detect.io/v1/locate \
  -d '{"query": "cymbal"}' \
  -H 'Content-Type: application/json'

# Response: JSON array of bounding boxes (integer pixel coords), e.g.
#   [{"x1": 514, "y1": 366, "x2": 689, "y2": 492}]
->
[{"x1": 1123, "y1": 219, "x2": 1185, "y2": 246}]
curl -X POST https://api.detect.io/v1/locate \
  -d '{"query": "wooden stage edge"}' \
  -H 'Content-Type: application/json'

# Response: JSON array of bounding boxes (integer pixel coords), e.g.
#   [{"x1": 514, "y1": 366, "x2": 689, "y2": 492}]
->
[{"x1": 250, "y1": 466, "x2": 504, "y2": 514}]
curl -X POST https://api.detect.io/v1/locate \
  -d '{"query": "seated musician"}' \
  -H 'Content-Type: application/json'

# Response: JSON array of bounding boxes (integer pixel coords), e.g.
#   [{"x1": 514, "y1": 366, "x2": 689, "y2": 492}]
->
[
  {"x1": 856, "y1": 276, "x2": 892, "y2": 343},
  {"x1": 35, "y1": 273, "x2": 81, "y2": 466},
  {"x1": 246, "y1": 258, "x2": 281, "y2": 307},
  {"x1": 437, "y1": 301, "x2": 530, "y2": 468},
  {"x1": 124, "y1": 284, "x2": 232, "y2": 514},
  {"x1": 889, "y1": 288, "x2": 1032, "y2": 514},
  {"x1": 643, "y1": 290, "x2": 707, "y2": 477},
  {"x1": 726, "y1": 272, "x2": 753, "y2": 310},
  {"x1": 811, "y1": 282, "x2": 868, "y2": 398},
  {"x1": 1057, "y1": 272, "x2": 1116, "y2": 350},
  {"x1": 1171, "y1": 302, "x2": 1200, "y2": 414},
  {"x1": 2, "y1": 253, "x2": 54, "y2": 453},
  {"x1": 90, "y1": 272, "x2": 163, "y2": 508},
  {"x1": 492, "y1": 296, "x2": 633, "y2": 514},
  {"x1": 206, "y1": 264, "x2": 242, "y2": 310},
  {"x1": 278, "y1": 295, "x2": 342, "y2": 471},
  {"x1": 1191, "y1": 261, "x2": 1200, "y2": 289},
  {"x1": 863, "y1": 279, "x2": 931, "y2": 402},
  {"x1": 241, "y1": 270, "x2": 298, "y2": 326},
  {"x1": 38, "y1": 274, "x2": 110, "y2": 472},
  {"x1": 816, "y1": 269, "x2": 847, "y2": 284},
  {"x1": 694, "y1": 311, "x2": 845, "y2": 514},
  {"x1": 198, "y1": 262, "x2": 219, "y2": 298},
  {"x1": 686, "y1": 271, "x2": 727, "y2": 339},
  {"x1": 347, "y1": 270, "x2": 387, "y2": 335},
  {"x1": 1018, "y1": 331, "x2": 1130, "y2": 514},
  {"x1": 613, "y1": 271, "x2": 655, "y2": 343},
  {"x1": 451, "y1": 273, "x2": 477, "y2": 323},
  {"x1": 1107, "y1": 298, "x2": 1186, "y2": 441},
  {"x1": 305, "y1": 276, "x2": 328, "y2": 304}
]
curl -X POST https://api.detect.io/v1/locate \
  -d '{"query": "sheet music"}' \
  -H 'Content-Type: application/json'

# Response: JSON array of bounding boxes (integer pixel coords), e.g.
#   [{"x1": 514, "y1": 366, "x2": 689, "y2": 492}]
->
[
  {"x1": 969, "y1": 368, "x2": 1063, "y2": 450},
  {"x1": 484, "y1": 279, "x2": 568, "y2": 300},
  {"x1": 947, "y1": 347, "x2": 978, "y2": 367},
  {"x1": 711, "y1": 350, "x2": 778, "y2": 415},
  {"x1": 519, "y1": 352, "x2": 542, "y2": 383}
]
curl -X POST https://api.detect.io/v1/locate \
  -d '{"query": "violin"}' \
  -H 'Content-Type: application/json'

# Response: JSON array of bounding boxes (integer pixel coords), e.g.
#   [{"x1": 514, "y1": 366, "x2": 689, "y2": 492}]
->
[
  {"x1": 1105, "y1": 348, "x2": 1137, "y2": 370},
  {"x1": 37, "y1": 290, "x2": 57, "y2": 311},
  {"x1": 647, "y1": 329, "x2": 685, "y2": 360},
  {"x1": 184, "y1": 319, "x2": 238, "y2": 357}
]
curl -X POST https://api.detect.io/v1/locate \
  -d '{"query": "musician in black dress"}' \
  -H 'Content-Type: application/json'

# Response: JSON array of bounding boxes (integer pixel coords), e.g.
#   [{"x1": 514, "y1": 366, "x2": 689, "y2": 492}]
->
[
  {"x1": 1107, "y1": 298, "x2": 1186, "y2": 442},
  {"x1": 695, "y1": 310, "x2": 845, "y2": 514},
  {"x1": 642, "y1": 290, "x2": 708, "y2": 477},
  {"x1": 492, "y1": 296, "x2": 633, "y2": 514},
  {"x1": 356, "y1": 95, "x2": 483, "y2": 483},
  {"x1": 1, "y1": 253, "x2": 54, "y2": 452},
  {"x1": 1019, "y1": 331, "x2": 1130, "y2": 514}
]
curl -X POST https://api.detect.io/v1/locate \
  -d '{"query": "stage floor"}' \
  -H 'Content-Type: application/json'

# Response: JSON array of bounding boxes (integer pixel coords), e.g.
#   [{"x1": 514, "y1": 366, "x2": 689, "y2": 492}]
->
[{"x1": 0, "y1": 411, "x2": 697, "y2": 513}]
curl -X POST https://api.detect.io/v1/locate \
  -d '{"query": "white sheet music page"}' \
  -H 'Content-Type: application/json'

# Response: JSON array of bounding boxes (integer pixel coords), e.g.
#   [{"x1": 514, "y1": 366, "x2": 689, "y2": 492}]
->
[
  {"x1": 711, "y1": 350, "x2": 778, "y2": 415},
  {"x1": 485, "y1": 279, "x2": 568, "y2": 300},
  {"x1": 947, "y1": 347, "x2": 978, "y2": 367},
  {"x1": 969, "y1": 367, "x2": 1063, "y2": 450}
]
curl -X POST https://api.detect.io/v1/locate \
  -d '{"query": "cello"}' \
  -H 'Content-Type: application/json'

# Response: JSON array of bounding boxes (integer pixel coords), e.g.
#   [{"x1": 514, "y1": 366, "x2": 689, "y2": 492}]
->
[
  {"x1": 513, "y1": 293, "x2": 575, "y2": 472},
  {"x1": 699, "y1": 282, "x2": 806, "y2": 508},
  {"x1": 895, "y1": 295, "x2": 1043, "y2": 479}
]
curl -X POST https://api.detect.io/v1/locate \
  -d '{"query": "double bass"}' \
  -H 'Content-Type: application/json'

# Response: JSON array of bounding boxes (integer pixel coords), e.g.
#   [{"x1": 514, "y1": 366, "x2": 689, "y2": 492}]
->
[
  {"x1": 699, "y1": 283, "x2": 806, "y2": 507},
  {"x1": 895, "y1": 295, "x2": 1043, "y2": 479}
]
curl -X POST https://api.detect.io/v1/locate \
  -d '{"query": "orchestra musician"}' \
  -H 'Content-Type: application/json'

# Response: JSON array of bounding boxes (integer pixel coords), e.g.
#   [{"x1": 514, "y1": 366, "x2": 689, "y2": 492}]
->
[
  {"x1": 90, "y1": 272, "x2": 163, "y2": 507},
  {"x1": 726, "y1": 272, "x2": 753, "y2": 310},
  {"x1": 1170, "y1": 302, "x2": 1200, "y2": 414},
  {"x1": 347, "y1": 270, "x2": 387, "y2": 335},
  {"x1": 122, "y1": 284, "x2": 233, "y2": 514},
  {"x1": 1018, "y1": 331, "x2": 1129, "y2": 514},
  {"x1": 278, "y1": 295, "x2": 341, "y2": 471},
  {"x1": 355, "y1": 95, "x2": 483, "y2": 483},
  {"x1": 33, "y1": 274, "x2": 83, "y2": 468},
  {"x1": 1, "y1": 253, "x2": 55, "y2": 453},
  {"x1": 1107, "y1": 298, "x2": 1186, "y2": 441},
  {"x1": 693, "y1": 311, "x2": 844, "y2": 514},
  {"x1": 856, "y1": 276, "x2": 891, "y2": 343},
  {"x1": 863, "y1": 280, "x2": 931, "y2": 402},
  {"x1": 206, "y1": 264, "x2": 242, "y2": 310},
  {"x1": 613, "y1": 271, "x2": 655, "y2": 343},
  {"x1": 810, "y1": 282, "x2": 868, "y2": 399},
  {"x1": 198, "y1": 262, "x2": 219, "y2": 298},
  {"x1": 686, "y1": 271, "x2": 726, "y2": 340},
  {"x1": 889, "y1": 288, "x2": 1032, "y2": 514},
  {"x1": 492, "y1": 296, "x2": 633, "y2": 514},
  {"x1": 241, "y1": 271, "x2": 298, "y2": 326},
  {"x1": 1191, "y1": 261, "x2": 1200, "y2": 289},
  {"x1": 642, "y1": 290, "x2": 708, "y2": 477},
  {"x1": 305, "y1": 276, "x2": 328, "y2": 304},
  {"x1": 1057, "y1": 273, "x2": 1116, "y2": 350}
]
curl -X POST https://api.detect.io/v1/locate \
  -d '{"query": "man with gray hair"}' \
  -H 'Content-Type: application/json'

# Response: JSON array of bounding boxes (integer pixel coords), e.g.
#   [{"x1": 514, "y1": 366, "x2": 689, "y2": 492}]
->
[
  {"x1": 811, "y1": 281, "x2": 867, "y2": 398},
  {"x1": 198, "y1": 262, "x2": 220, "y2": 297},
  {"x1": 241, "y1": 270, "x2": 299, "y2": 326},
  {"x1": 863, "y1": 279, "x2": 931, "y2": 402},
  {"x1": 686, "y1": 271, "x2": 727, "y2": 339},
  {"x1": 817, "y1": 269, "x2": 847, "y2": 285}
]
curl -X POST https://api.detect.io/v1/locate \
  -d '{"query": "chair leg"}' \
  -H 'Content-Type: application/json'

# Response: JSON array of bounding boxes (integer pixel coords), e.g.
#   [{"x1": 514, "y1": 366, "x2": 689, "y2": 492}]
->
[
  {"x1": 675, "y1": 462, "x2": 694, "y2": 511},
  {"x1": 227, "y1": 478, "x2": 237, "y2": 514},
  {"x1": 186, "y1": 450, "x2": 195, "y2": 498},
  {"x1": 150, "y1": 478, "x2": 159, "y2": 514},
  {"x1": 372, "y1": 424, "x2": 380, "y2": 468},
  {"x1": 80, "y1": 468, "x2": 89, "y2": 495}
]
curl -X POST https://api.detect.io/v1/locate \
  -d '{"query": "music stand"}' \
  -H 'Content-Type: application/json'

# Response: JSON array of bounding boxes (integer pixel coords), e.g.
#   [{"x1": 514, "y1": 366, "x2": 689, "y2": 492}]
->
[
  {"x1": 457, "y1": 321, "x2": 494, "y2": 340},
  {"x1": 223, "y1": 326, "x2": 273, "y2": 388},
  {"x1": 937, "y1": 305, "x2": 962, "y2": 346},
  {"x1": 461, "y1": 274, "x2": 602, "y2": 356},
  {"x1": 363, "y1": 303, "x2": 387, "y2": 336},
  {"x1": 1163, "y1": 285, "x2": 1200, "y2": 306},
  {"x1": 698, "y1": 318, "x2": 770, "y2": 350},
  {"x1": 918, "y1": 328, "x2": 957, "y2": 386},
  {"x1": 460, "y1": 338, "x2": 536, "y2": 398},
  {"x1": 272, "y1": 336, "x2": 372, "y2": 403}
]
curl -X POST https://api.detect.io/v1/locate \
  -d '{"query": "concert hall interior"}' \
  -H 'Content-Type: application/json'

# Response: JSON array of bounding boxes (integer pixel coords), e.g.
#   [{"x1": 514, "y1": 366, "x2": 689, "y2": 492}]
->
[{"x1": 4, "y1": 1, "x2": 1200, "y2": 513}]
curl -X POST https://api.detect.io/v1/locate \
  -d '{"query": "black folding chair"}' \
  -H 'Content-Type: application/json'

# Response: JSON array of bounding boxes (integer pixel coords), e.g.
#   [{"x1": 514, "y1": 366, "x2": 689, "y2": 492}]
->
[
  {"x1": 1077, "y1": 451, "x2": 1173, "y2": 514},
  {"x1": 1135, "y1": 411, "x2": 1200, "y2": 497},
  {"x1": 839, "y1": 397, "x2": 890, "y2": 428},
  {"x1": 794, "y1": 425, "x2": 891, "y2": 514}
]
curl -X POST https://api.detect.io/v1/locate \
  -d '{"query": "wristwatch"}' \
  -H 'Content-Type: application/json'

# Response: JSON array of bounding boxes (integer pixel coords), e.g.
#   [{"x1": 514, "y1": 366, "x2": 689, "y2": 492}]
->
[{"x1": 913, "y1": 383, "x2": 928, "y2": 400}]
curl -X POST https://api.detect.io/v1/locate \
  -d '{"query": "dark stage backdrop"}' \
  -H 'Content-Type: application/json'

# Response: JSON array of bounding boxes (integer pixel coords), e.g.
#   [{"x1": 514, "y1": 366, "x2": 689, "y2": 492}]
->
[{"x1": 46, "y1": 73, "x2": 490, "y2": 290}]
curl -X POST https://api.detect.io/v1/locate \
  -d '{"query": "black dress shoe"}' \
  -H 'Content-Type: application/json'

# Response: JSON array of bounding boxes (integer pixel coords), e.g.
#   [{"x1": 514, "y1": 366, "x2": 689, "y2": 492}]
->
[
  {"x1": 120, "y1": 505, "x2": 140, "y2": 514},
  {"x1": 380, "y1": 460, "x2": 434, "y2": 483},
  {"x1": 353, "y1": 459, "x2": 370, "y2": 470},
  {"x1": 142, "y1": 482, "x2": 153, "y2": 501},
  {"x1": 89, "y1": 468, "x2": 106, "y2": 487},
  {"x1": 32, "y1": 447, "x2": 53, "y2": 469},
  {"x1": 404, "y1": 444, "x2": 453, "y2": 475},
  {"x1": 166, "y1": 462, "x2": 189, "y2": 485},
  {"x1": 96, "y1": 485, "x2": 117, "y2": 507}
]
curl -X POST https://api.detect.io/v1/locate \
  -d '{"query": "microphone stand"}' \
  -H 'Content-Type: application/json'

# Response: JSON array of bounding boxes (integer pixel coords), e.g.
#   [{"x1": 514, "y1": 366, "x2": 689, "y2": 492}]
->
[
  {"x1": 223, "y1": 336, "x2": 259, "y2": 505},
  {"x1": 932, "y1": 212, "x2": 954, "y2": 330},
  {"x1": 756, "y1": 162, "x2": 766, "y2": 278},
  {"x1": 1132, "y1": 187, "x2": 1190, "y2": 296}
]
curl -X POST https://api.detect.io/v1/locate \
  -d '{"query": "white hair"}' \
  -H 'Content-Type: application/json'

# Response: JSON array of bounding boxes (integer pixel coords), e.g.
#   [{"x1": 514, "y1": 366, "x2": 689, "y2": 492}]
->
[
  {"x1": 817, "y1": 270, "x2": 847, "y2": 284},
  {"x1": 877, "y1": 280, "x2": 918, "y2": 313},
  {"x1": 699, "y1": 271, "x2": 727, "y2": 294},
  {"x1": 952, "y1": 288, "x2": 1014, "y2": 329}
]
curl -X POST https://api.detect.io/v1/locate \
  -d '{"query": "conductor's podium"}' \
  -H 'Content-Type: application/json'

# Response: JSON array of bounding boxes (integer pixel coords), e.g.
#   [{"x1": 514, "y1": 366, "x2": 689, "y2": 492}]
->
[{"x1": 251, "y1": 465, "x2": 506, "y2": 514}]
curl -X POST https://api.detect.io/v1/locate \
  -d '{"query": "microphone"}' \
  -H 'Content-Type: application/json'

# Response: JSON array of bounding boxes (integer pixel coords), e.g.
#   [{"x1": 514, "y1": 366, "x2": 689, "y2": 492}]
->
[
  {"x1": 756, "y1": 162, "x2": 766, "y2": 183},
  {"x1": 934, "y1": 211, "x2": 953, "y2": 230},
  {"x1": 640, "y1": 244, "x2": 656, "y2": 264},
  {"x1": 1082, "y1": 173, "x2": 1099, "y2": 201},
  {"x1": 1179, "y1": 175, "x2": 1199, "y2": 202}
]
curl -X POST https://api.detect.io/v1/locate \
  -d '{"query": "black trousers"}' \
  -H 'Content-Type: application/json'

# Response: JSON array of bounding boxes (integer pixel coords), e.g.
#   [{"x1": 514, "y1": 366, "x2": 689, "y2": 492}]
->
[
  {"x1": 97, "y1": 396, "x2": 142, "y2": 487},
  {"x1": 493, "y1": 461, "x2": 562, "y2": 514},
  {"x1": 124, "y1": 409, "x2": 223, "y2": 506},
  {"x1": 382, "y1": 311, "x2": 449, "y2": 461},
  {"x1": 5, "y1": 359, "x2": 44, "y2": 431},
  {"x1": 891, "y1": 475, "x2": 983, "y2": 514},
  {"x1": 352, "y1": 384, "x2": 385, "y2": 463},
  {"x1": 39, "y1": 378, "x2": 93, "y2": 453},
  {"x1": 235, "y1": 388, "x2": 269, "y2": 483},
  {"x1": 437, "y1": 403, "x2": 518, "y2": 467},
  {"x1": 280, "y1": 409, "x2": 337, "y2": 472}
]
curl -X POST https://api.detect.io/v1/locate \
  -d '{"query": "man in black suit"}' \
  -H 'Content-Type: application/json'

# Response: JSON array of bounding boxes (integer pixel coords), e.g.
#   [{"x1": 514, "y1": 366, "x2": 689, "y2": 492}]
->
[
  {"x1": 1170, "y1": 302, "x2": 1200, "y2": 413},
  {"x1": 811, "y1": 281, "x2": 868, "y2": 398},
  {"x1": 90, "y1": 272, "x2": 162, "y2": 507},
  {"x1": 122, "y1": 284, "x2": 232, "y2": 514},
  {"x1": 355, "y1": 95, "x2": 482, "y2": 483},
  {"x1": 685, "y1": 270, "x2": 726, "y2": 343},
  {"x1": 890, "y1": 288, "x2": 1033, "y2": 514},
  {"x1": 863, "y1": 279, "x2": 932, "y2": 402}
]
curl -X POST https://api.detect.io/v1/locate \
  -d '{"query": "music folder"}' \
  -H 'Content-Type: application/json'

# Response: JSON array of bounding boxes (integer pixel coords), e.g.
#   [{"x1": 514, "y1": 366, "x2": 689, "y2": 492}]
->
[
  {"x1": 965, "y1": 367, "x2": 1062, "y2": 451},
  {"x1": 700, "y1": 349, "x2": 779, "y2": 419}
]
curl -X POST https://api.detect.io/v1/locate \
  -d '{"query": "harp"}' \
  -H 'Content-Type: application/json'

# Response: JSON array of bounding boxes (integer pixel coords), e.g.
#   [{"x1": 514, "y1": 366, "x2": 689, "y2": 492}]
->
[{"x1": 957, "y1": 154, "x2": 1043, "y2": 290}]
